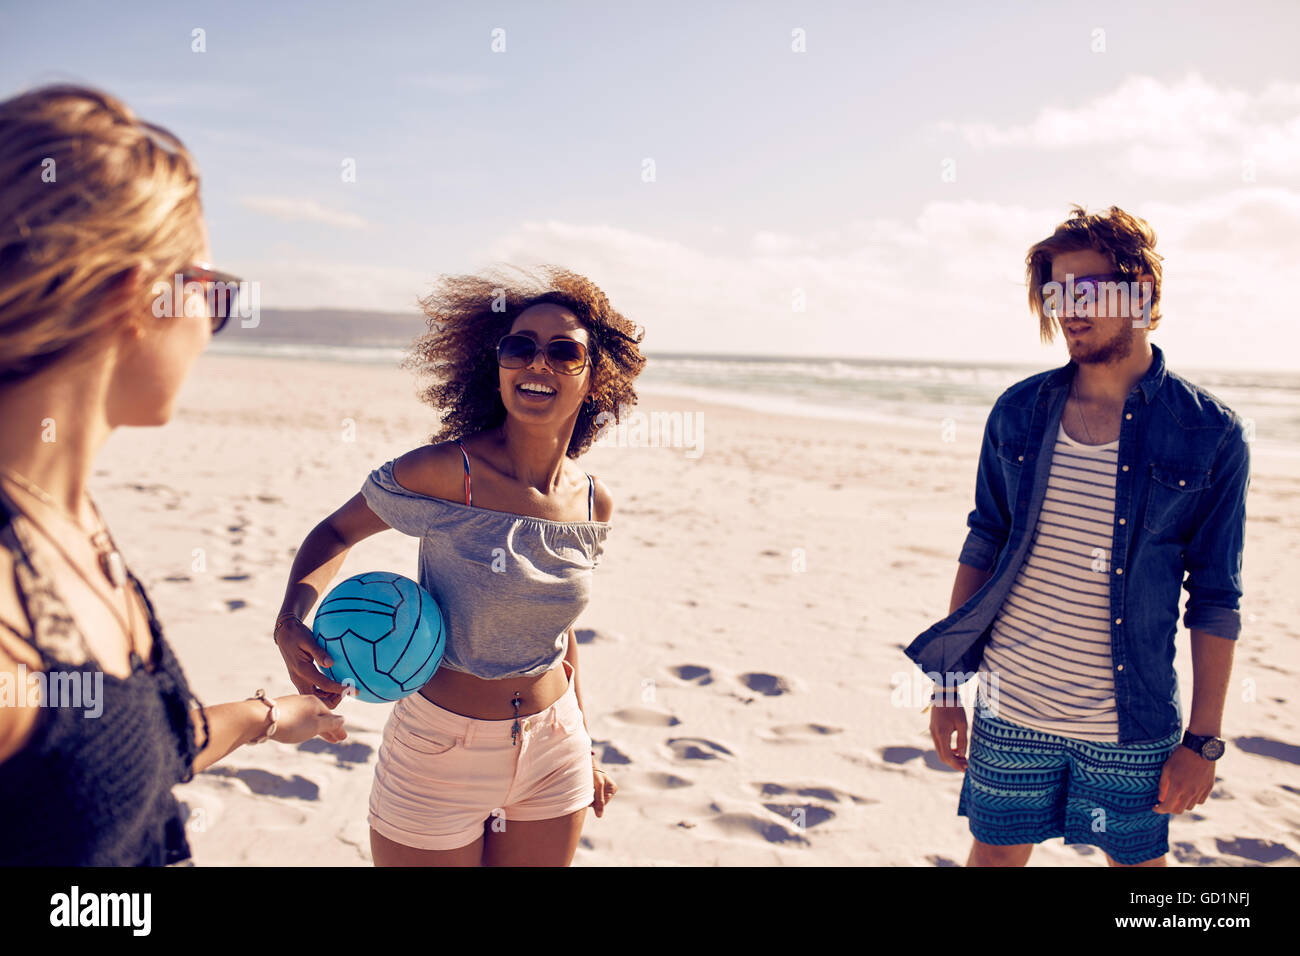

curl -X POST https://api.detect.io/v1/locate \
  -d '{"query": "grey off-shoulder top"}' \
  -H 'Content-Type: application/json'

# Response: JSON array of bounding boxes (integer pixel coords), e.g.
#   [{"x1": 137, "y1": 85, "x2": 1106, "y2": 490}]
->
[{"x1": 360, "y1": 449, "x2": 609, "y2": 680}]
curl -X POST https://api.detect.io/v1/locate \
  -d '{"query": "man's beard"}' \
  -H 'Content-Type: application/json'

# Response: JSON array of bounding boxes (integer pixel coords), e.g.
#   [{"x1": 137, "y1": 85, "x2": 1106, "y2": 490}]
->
[{"x1": 1066, "y1": 320, "x2": 1135, "y2": 365}]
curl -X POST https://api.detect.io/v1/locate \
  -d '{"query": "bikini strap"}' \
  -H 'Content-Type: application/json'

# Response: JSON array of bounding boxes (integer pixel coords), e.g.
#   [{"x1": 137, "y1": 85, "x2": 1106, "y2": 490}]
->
[
  {"x1": 455, "y1": 440, "x2": 472, "y2": 507},
  {"x1": 586, "y1": 474, "x2": 594, "y2": 521}
]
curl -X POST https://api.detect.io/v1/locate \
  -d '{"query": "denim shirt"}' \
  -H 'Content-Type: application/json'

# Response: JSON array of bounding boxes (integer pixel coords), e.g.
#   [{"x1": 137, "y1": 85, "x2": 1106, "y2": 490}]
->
[{"x1": 904, "y1": 344, "x2": 1250, "y2": 744}]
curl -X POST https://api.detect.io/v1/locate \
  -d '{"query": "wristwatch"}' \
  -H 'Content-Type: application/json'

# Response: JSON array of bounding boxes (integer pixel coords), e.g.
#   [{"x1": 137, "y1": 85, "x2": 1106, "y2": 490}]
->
[{"x1": 1181, "y1": 730, "x2": 1225, "y2": 761}]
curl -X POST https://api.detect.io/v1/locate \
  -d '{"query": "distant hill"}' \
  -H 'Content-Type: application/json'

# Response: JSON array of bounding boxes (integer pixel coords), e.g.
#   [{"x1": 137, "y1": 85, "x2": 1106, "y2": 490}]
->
[{"x1": 222, "y1": 309, "x2": 431, "y2": 348}]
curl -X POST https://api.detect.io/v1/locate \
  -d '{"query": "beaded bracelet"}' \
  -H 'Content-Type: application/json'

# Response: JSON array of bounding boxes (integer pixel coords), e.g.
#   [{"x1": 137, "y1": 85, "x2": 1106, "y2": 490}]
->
[{"x1": 248, "y1": 689, "x2": 280, "y2": 743}]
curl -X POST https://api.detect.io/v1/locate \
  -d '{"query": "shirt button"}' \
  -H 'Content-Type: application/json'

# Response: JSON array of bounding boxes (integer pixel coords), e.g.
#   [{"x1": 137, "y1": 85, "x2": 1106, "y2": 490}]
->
[
  {"x1": 1118, "y1": 518, "x2": 1126, "y2": 525},
  {"x1": 1125, "y1": 413, "x2": 1133, "y2": 420},
  {"x1": 1179, "y1": 479, "x2": 1186, "y2": 486},
  {"x1": 1117, "y1": 664, "x2": 1124, "y2": 671},
  {"x1": 1115, "y1": 618, "x2": 1122, "y2": 625},
  {"x1": 1018, "y1": 455, "x2": 1024, "y2": 462},
  {"x1": 1115, "y1": 568, "x2": 1123, "y2": 575},
  {"x1": 1122, "y1": 465, "x2": 1129, "y2": 472}
]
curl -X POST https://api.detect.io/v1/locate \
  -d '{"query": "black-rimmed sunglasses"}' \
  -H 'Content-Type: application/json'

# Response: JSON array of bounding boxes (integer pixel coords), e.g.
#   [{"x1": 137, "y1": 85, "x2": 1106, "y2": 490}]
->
[{"x1": 496, "y1": 334, "x2": 589, "y2": 375}]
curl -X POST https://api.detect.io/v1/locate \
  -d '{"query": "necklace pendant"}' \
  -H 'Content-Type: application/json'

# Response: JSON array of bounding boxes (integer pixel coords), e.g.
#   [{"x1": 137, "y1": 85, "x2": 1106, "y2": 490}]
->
[{"x1": 100, "y1": 549, "x2": 127, "y2": 589}]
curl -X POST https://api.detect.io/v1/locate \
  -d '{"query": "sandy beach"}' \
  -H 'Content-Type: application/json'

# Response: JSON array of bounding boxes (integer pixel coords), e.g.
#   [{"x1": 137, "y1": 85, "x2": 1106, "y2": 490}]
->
[{"x1": 88, "y1": 352, "x2": 1300, "y2": 866}]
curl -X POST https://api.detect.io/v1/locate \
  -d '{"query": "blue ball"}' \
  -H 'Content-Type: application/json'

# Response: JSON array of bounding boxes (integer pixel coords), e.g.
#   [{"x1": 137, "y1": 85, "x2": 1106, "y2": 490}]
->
[{"x1": 311, "y1": 571, "x2": 444, "y2": 703}]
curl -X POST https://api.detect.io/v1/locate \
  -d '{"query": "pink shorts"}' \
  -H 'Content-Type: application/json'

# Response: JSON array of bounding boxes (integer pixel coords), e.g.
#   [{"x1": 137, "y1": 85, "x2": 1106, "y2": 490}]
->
[{"x1": 367, "y1": 659, "x2": 595, "y2": 851}]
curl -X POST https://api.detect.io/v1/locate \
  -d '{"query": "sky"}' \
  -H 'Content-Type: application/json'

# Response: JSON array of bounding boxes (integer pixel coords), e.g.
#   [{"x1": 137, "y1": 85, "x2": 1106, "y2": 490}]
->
[{"x1": 3, "y1": 0, "x2": 1299, "y2": 370}]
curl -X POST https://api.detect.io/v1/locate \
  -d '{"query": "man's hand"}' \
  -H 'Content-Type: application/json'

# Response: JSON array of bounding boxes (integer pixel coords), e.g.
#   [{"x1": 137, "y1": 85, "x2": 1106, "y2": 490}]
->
[
  {"x1": 929, "y1": 704, "x2": 969, "y2": 771},
  {"x1": 1153, "y1": 743, "x2": 1216, "y2": 814}
]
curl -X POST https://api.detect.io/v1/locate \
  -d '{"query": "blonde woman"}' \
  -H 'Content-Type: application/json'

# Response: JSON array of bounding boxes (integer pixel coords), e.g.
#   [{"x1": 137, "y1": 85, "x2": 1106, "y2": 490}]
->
[
  {"x1": 274, "y1": 269, "x2": 645, "y2": 866},
  {"x1": 0, "y1": 84, "x2": 345, "y2": 866}
]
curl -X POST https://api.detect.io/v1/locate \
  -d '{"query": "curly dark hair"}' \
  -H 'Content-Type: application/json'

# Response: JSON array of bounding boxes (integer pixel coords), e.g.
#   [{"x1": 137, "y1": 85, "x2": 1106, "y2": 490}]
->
[{"x1": 403, "y1": 265, "x2": 647, "y2": 457}]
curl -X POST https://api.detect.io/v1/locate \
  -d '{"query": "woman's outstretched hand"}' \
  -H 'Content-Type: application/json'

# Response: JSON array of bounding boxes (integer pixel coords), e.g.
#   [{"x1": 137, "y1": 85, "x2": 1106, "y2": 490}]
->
[
  {"x1": 267, "y1": 693, "x2": 348, "y2": 744},
  {"x1": 274, "y1": 618, "x2": 352, "y2": 709}
]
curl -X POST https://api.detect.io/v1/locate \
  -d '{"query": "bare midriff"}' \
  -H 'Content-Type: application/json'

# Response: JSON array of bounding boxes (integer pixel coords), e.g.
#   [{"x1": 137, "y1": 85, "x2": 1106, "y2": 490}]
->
[{"x1": 417, "y1": 662, "x2": 569, "y2": 720}]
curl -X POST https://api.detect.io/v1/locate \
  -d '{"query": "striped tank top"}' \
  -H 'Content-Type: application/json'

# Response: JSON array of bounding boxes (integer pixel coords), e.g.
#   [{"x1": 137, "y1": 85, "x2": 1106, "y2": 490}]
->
[{"x1": 977, "y1": 422, "x2": 1121, "y2": 741}]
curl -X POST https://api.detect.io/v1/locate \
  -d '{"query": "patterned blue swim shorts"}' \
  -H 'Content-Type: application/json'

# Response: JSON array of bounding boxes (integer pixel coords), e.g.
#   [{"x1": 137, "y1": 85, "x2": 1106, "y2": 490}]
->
[{"x1": 957, "y1": 708, "x2": 1183, "y2": 865}]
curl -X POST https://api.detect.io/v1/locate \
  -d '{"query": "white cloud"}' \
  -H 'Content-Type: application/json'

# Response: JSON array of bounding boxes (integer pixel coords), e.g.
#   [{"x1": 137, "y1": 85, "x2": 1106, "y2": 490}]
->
[
  {"x1": 936, "y1": 73, "x2": 1300, "y2": 183},
  {"x1": 475, "y1": 196, "x2": 1300, "y2": 369},
  {"x1": 239, "y1": 197, "x2": 370, "y2": 229},
  {"x1": 242, "y1": 190, "x2": 1300, "y2": 370}
]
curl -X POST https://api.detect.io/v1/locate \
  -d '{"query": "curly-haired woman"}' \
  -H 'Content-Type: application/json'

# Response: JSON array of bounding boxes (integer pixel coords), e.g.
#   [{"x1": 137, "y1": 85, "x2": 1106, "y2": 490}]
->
[
  {"x1": 0, "y1": 84, "x2": 345, "y2": 866},
  {"x1": 273, "y1": 266, "x2": 645, "y2": 866}
]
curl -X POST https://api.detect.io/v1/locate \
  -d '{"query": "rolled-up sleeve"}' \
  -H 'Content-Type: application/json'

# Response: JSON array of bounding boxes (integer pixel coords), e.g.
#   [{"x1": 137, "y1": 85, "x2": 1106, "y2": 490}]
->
[
  {"x1": 361, "y1": 459, "x2": 437, "y2": 538},
  {"x1": 1182, "y1": 418, "x2": 1250, "y2": 640},
  {"x1": 960, "y1": 410, "x2": 1012, "y2": 572}
]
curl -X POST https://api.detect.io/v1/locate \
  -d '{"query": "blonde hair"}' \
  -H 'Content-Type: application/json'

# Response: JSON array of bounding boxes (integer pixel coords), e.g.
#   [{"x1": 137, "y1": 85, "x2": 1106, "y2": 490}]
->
[
  {"x1": 1025, "y1": 204, "x2": 1164, "y2": 343},
  {"x1": 0, "y1": 83, "x2": 204, "y2": 384}
]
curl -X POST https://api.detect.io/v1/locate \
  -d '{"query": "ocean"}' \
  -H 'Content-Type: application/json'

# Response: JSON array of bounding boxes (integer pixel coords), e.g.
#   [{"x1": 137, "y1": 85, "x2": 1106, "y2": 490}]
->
[{"x1": 207, "y1": 311, "x2": 1300, "y2": 454}]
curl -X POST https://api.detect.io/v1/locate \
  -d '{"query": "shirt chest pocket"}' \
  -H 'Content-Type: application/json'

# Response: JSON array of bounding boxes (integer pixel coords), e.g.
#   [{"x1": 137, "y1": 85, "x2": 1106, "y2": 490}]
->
[
  {"x1": 995, "y1": 439, "x2": 1027, "y2": 501},
  {"x1": 1143, "y1": 463, "x2": 1211, "y2": 536}
]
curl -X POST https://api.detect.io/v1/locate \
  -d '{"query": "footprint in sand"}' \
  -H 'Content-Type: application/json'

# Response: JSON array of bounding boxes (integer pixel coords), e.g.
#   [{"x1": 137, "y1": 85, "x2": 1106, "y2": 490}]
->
[
  {"x1": 607, "y1": 708, "x2": 681, "y2": 727},
  {"x1": 575, "y1": 627, "x2": 620, "y2": 645},
  {"x1": 226, "y1": 600, "x2": 247, "y2": 611},
  {"x1": 739, "y1": 673, "x2": 793, "y2": 696},
  {"x1": 1215, "y1": 837, "x2": 1299, "y2": 864},
  {"x1": 762, "y1": 802, "x2": 835, "y2": 829},
  {"x1": 669, "y1": 664, "x2": 713, "y2": 685},
  {"x1": 642, "y1": 772, "x2": 694, "y2": 789},
  {"x1": 220, "y1": 573, "x2": 252, "y2": 582},
  {"x1": 880, "y1": 745, "x2": 961, "y2": 773},
  {"x1": 592, "y1": 740, "x2": 632, "y2": 765},
  {"x1": 756, "y1": 723, "x2": 843, "y2": 743},
  {"x1": 163, "y1": 574, "x2": 191, "y2": 583},
  {"x1": 926, "y1": 855, "x2": 960, "y2": 867},
  {"x1": 1172, "y1": 842, "x2": 1223, "y2": 866},
  {"x1": 666, "y1": 737, "x2": 734, "y2": 761},
  {"x1": 754, "y1": 782, "x2": 875, "y2": 805},
  {"x1": 705, "y1": 811, "x2": 809, "y2": 846}
]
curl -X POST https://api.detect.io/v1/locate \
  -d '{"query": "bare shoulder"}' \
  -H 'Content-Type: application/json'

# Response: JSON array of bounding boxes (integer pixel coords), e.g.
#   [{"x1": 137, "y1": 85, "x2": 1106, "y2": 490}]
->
[
  {"x1": 392, "y1": 441, "x2": 470, "y2": 505},
  {"x1": 589, "y1": 473, "x2": 614, "y2": 523}
]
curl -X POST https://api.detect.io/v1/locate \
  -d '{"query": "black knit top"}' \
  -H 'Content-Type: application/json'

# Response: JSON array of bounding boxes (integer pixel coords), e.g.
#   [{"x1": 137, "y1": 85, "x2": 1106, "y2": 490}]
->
[{"x1": 0, "y1": 488, "x2": 210, "y2": 866}]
